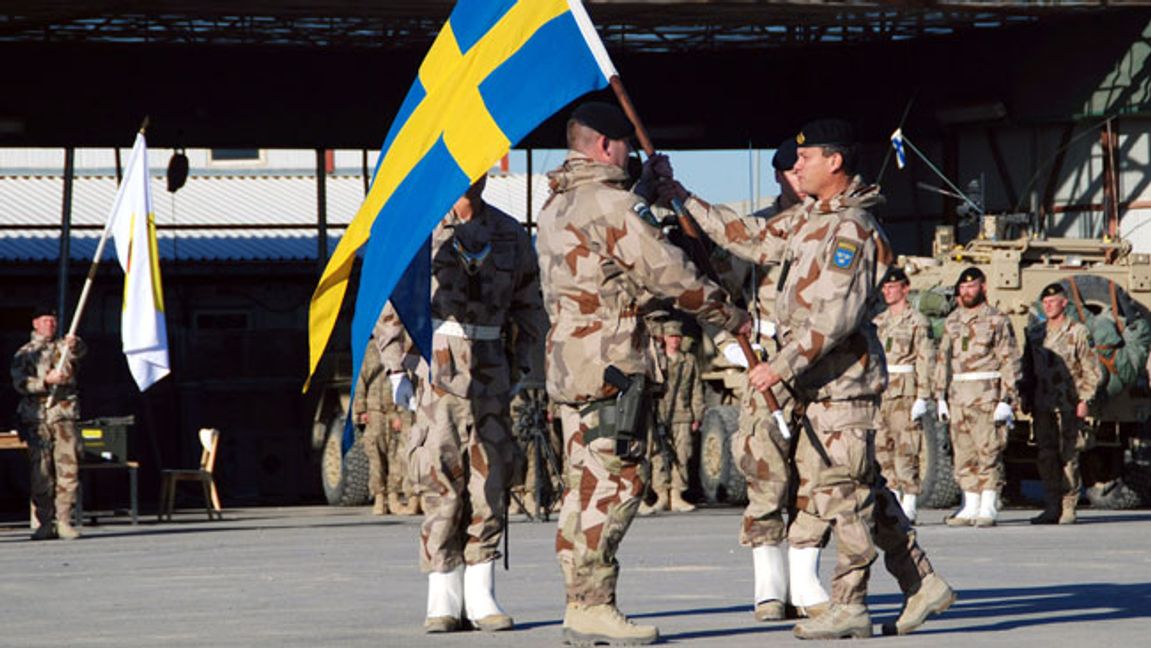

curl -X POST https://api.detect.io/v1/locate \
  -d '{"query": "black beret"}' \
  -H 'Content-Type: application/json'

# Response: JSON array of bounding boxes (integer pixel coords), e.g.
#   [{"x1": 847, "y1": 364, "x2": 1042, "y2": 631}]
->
[
  {"x1": 881, "y1": 267, "x2": 909, "y2": 285},
  {"x1": 772, "y1": 138, "x2": 798, "y2": 171},
  {"x1": 957, "y1": 266, "x2": 986, "y2": 285},
  {"x1": 796, "y1": 119, "x2": 855, "y2": 147},
  {"x1": 570, "y1": 102, "x2": 634, "y2": 140},
  {"x1": 1041, "y1": 282, "x2": 1066, "y2": 299},
  {"x1": 32, "y1": 305, "x2": 57, "y2": 319}
]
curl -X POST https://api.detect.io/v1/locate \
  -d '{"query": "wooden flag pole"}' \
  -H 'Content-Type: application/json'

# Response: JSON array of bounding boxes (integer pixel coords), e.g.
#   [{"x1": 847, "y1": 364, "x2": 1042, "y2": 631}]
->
[{"x1": 607, "y1": 77, "x2": 790, "y2": 436}]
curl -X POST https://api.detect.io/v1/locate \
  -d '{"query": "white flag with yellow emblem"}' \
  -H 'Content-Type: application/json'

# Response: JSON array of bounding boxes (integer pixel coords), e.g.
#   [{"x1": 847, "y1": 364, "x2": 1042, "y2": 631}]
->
[{"x1": 108, "y1": 132, "x2": 170, "y2": 390}]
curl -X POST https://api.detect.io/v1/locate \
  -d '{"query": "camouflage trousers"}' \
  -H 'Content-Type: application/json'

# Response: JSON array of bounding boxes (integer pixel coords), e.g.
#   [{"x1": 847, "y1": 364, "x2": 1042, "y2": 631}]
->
[
  {"x1": 875, "y1": 396, "x2": 924, "y2": 495},
  {"x1": 407, "y1": 390, "x2": 517, "y2": 573},
  {"x1": 950, "y1": 400, "x2": 1005, "y2": 493},
  {"x1": 1033, "y1": 410, "x2": 1084, "y2": 505},
  {"x1": 363, "y1": 409, "x2": 412, "y2": 498},
  {"x1": 734, "y1": 389, "x2": 792, "y2": 547},
  {"x1": 23, "y1": 419, "x2": 80, "y2": 528},
  {"x1": 787, "y1": 400, "x2": 879, "y2": 605},
  {"x1": 555, "y1": 402, "x2": 647, "y2": 606},
  {"x1": 650, "y1": 421, "x2": 693, "y2": 493}
]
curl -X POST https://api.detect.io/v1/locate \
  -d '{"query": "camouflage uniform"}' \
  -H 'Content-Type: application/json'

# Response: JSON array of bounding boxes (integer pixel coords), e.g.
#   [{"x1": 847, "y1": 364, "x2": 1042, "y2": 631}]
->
[
  {"x1": 538, "y1": 153, "x2": 747, "y2": 606},
  {"x1": 693, "y1": 200, "x2": 804, "y2": 546},
  {"x1": 934, "y1": 302, "x2": 1021, "y2": 494},
  {"x1": 378, "y1": 203, "x2": 546, "y2": 574},
  {"x1": 352, "y1": 337, "x2": 411, "y2": 505},
  {"x1": 1023, "y1": 318, "x2": 1100, "y2": 510},
  {"x1": 11, "y1": 332, "x2": 87, "y2": 530},
  {"x1": 651, "y1": 349, "x2": 704, "y2": 495},
  {"x1": 873, "y1": 306, "x2": 934, "y2": 495}
]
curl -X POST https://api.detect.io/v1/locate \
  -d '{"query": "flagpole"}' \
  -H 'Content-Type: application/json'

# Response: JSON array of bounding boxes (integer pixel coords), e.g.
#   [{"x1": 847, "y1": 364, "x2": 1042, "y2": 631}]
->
[
  {"x1": 608, "y1": 76, "x2": 789, "y2": 438},
  {"x1": 49, "y1": 118, "x2": 150, "y2": 405}
]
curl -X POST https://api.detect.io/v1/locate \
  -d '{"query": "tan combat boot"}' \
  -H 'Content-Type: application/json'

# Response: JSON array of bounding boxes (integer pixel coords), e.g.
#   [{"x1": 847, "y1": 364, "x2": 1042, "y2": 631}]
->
[
  {"x1": 1059, "y1": 497, "x2": 1078, "y2": 525},
  {"x1": 56, "y1": 520, "x2": 81, "y2": 540},
  {"x1": 372, "y1": 494, "x2": 388, "y2": 516},
  {"x1": 669, "y1": 490, "x2": 695, "y2": 513},
  {"x1": 424, "y1": 565, "x2": 464, "y2": 633},
  {"x1": 387, "y1": 492, "x2": 404, "y2": 516},
  {"x1": 793, "y1": 603, "x2": 871, "y2": 640},
  {"x1": 562, "y1": 603, "x2": 658, "y2": 646},
  {"x1": 637, "y1": 493, "x2": 660, "y2": 517},
  {"x1": 945, "y1": 492, "x2": 979, "y2": 527},
  {"x1": 881, "y1": 573, "x2": 957, "y2": 636}
]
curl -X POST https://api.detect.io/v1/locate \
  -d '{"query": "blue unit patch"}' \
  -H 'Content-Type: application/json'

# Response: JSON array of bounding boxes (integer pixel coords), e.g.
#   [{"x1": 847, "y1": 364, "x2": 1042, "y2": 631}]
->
[{"x1": 833, "y1": 240, "x2": 858, "y2": 269}]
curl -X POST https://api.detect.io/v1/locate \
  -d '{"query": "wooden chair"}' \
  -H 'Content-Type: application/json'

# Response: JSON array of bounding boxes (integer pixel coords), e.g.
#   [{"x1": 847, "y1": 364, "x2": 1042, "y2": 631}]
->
[{"x1": 158, "y1": 428, "x2": 222, "y2": 521}]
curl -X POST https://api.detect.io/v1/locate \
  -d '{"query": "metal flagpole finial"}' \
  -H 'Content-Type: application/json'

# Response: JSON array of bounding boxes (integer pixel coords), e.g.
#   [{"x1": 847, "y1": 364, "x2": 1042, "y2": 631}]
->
[{"x1": 139, "y1": 115, "x2": 150, "y2": 135}]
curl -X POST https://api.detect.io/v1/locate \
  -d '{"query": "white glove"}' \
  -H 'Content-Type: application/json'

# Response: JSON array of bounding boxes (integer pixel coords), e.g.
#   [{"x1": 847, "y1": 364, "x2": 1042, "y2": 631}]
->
[
  {"x1": 756, "y1": 320, "x2": 777, "y2": 340},
  {"x1": 937, "y1": 399, "x2": 950, "y2": 423},
  {"x1": 722, "y1": 342, "x2": 763, "y2": 369},
  {"x1": 388, "y1": 373, "x2": 416, "y2": 412},
  {"x1": 910, "y1": 398, "x2": 928, "y2": 422},
  {"x1": 994, "y1": 401, "x2": 1014, "y2": 425}
]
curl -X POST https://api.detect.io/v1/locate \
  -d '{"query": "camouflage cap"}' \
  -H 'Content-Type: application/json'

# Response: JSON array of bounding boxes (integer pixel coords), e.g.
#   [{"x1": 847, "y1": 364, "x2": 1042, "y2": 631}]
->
[
  {"x1": 956, "y1": 266, "x2": 986, "y2": 285},
  {"x1": 881, "y1": 266, "x2": 910, "y2": 285},
  {"x1": 662, "y1": 319, "x2": 684, "y2": 337},
  {"x1": 772, "y1": 138, "x2": 798, "y2": 171},
  {"x1": 796, "y1": 118, "x2": 855, "y2": 147},
  {"x1": 570, "y1": 101, "x2": 634, "y2": 140},
  {"x1": 1040, "y1": 282, "x2": 1066, "y2": 299}
]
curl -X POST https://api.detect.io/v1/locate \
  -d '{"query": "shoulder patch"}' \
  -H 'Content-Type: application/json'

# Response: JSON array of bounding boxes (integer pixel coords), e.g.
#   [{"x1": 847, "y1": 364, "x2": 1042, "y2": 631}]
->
[{"x1": 831, "y1": 237, "x2": 861, "y2": 271}]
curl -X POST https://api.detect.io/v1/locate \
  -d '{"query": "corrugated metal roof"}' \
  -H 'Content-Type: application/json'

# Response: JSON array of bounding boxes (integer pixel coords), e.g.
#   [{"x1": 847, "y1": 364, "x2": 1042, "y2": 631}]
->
[{"x1": 0, "y1": 229, "x2": 344, "y2": 263}]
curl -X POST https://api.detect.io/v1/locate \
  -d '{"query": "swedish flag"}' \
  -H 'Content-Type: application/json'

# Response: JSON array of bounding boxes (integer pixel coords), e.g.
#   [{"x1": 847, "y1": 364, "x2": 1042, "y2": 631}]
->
[{"x1": 305, "y1": 0, "x2": 617, "y2": 390}]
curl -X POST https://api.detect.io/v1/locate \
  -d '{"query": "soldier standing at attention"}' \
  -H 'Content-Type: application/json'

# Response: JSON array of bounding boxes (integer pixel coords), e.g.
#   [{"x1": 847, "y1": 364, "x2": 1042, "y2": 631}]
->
[
  {"x1": 1022, "y1": 283, "x2": 1101, "y2": 525},
  {"x1": 873, "y1": 267, "x2": 934, "y2": 523},
  {"x1": 353, "y1": 333, "x2": 418, "y2": 516},
  {"x1": 647, "y1": 319, "x2": 704, "y2": 514},
  {"x1": 11, "y1": 306, "x2": 87, "y2": 541},
  {"x1": 935, "y1": 267, "x2": 1022, "y2": 528},
  {"x1": 537, "y1": 101, "x2": 750, "y2": 646},
  {"x1": 376, "y1": 177, "x2": 547, "y2": 633}
]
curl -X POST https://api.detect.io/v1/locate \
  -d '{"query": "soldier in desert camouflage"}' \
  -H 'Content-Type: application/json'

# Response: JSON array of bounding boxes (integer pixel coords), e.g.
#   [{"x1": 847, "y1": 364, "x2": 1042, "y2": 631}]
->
[
  {"x1": 352, "y1": 333, "x2": 418, "y2": 517},
  {"x1": 642, "y1": 318, "x2": 704, "y2": 514},
  {"x1": 1022, "y1": 282, "x2": 1101, "y2": 525},
  {"x1": 11, "y1": 306, "x2": 86, "y2": 541},
  {"x1": 537, "y1": 101, "x2": 750, "y2": 646},
  {"x1": 935, "y1": 266, "x2": 1022, "y2": 528},
  {"x1": 873, "y1": 267, "x2": 934, "y2": 523},
  {"x1": 664, "y1": 119, "x2": 954, "y2": 639},
  {"x1": 375, "y1": 177, "x2": 546, "y2": 634}
]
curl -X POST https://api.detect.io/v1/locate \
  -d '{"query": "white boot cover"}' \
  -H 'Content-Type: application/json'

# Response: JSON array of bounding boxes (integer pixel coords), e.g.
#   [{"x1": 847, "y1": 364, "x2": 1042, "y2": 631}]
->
[
  {"x1": 787, "y1": 547, "x2": 830, "y2": 608},
  {"x1": 956, "y1": 491, "x2": 980, "y2": 519},
  {"x1": 463, "y1": 560, "x2": 507, "y2": 622},
  {"x1": 427, "y1": 565, "x2": 464, "y2": 619},
  {"x1": 901, "y1": 494, "x2": 918, "y2": 522},
  {"x1": 978, "y1": 490, "x2": 998, "y2": 521},
  {"x1": 753, "y1": 544, "x2": 788, "y2": 605}
]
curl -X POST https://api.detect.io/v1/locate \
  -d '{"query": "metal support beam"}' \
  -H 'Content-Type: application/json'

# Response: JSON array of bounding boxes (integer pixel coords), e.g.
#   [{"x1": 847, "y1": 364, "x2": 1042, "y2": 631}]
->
[
  {"x1": 57, "y1": 147, "x2": 74, "y2": 323},
  {"x1": 525, "y1": 148, "x2": 533, "y2": 233},
  {"x1": 316, "y1": 148, "x2": 329, "y2": 270}
]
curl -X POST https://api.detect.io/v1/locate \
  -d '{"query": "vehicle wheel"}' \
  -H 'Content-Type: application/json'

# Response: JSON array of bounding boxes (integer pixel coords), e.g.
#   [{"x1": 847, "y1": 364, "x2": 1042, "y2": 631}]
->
[
  {"x1": 1122, "y1": 461, "x2": 1151, "y2": 504},
  {"x1": 918, "y1": 407, "x2": 961, "y2": 509},
  {"x1": 699, "y1": 405, "x2": 745, "y2": 504},
  {"x1": 321, "y1": 415, "x2": 372, "y2": 506},
  {"x1": 1085, "y1": 476, "x2": 1143, "y2": 510}
]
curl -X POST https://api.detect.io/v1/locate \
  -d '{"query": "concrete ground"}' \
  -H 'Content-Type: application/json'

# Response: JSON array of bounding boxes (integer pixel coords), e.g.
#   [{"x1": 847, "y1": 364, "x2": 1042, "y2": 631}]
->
[{"x1": 1, "y1": 505, "x2": 1149, "y2": 647}]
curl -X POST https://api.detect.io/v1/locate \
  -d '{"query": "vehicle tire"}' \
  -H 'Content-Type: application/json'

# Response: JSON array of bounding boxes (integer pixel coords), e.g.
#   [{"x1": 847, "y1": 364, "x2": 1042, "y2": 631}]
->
[
  {"x1": 699, "y1": 405, "x2": 746, "y2": 504},
  {"x1": 1085, "y1": 476, "x2": 1143, "y2": 510},
  {"x1": 918, "y1": 407, "x2": 961, "y2": 509},
  {"x1": 321, "y1": 414, "x2": 372, "y2": 506},
  {"x1": 1063, "y1": 274, "x2": 1151, "y2": 322}
]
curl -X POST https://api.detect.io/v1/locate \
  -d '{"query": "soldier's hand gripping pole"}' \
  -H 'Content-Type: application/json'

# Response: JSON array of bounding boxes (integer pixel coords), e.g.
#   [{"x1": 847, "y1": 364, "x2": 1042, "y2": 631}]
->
[{"x1": 608, "y1": 76, "x2": 791, "y2": 440}]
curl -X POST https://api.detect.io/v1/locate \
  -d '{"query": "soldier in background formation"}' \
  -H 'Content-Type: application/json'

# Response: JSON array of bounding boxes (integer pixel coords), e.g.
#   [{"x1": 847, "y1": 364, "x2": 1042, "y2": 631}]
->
[
  {"x1": 377, "y1": 176, "x2": 547, "y2": 634},
  {"x1": 352, "y1": 333, "x2": 418, "y2": 516},
  {"x1": 872, "y1": 267, "x2": 934, "y2": 523},
  {"x1": 935, "y1": 266, "x2": 1022, "y2": 528},
  {"x1": 1022, "y1": 282, "x2": 1101, "y2": 525},
  {"x1": 642, "y1": 319, "x2": 704, "y2": 514},
  {"x1": 11, "y1": 306, "x2": 86, "y2": 541},
  {"x1": 537, "y1": 102, "x2": 750, "y2": 646},
  {"x1": 508, "y1": 387, "x2": 563, "y2": 518}
]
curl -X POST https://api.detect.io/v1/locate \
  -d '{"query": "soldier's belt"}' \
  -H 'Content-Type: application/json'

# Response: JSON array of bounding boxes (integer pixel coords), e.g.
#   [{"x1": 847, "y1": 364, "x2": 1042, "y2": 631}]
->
[
  {"x1": 886, "y1": 364, "x2": 915, "y2": 374},
  {"x1": 432, "y1": 319, "x2": 502, "y2": 341},
  {"x1": 953, "y1": 371, "x2": 1002, "y2": 382}
]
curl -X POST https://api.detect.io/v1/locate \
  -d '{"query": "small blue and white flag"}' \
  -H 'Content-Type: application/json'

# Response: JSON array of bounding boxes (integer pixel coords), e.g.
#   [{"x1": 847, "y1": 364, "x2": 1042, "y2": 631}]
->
[{"x1": 890, "y1": 128, "x2": 907, "y2": 170}]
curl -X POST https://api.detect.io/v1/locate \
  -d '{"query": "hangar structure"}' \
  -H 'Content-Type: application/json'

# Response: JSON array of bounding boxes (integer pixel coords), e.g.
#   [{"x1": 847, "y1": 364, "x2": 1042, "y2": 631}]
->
[{"x1": 1, "y1": 1, "x2": 1150, "y2": 510}]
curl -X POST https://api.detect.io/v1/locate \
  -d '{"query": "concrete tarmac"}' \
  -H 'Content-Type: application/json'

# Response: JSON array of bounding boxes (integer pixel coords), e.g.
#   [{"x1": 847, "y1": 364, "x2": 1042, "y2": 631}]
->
[{"x1": 1, "y1": 505, "x2": 1149, "y2": 647}]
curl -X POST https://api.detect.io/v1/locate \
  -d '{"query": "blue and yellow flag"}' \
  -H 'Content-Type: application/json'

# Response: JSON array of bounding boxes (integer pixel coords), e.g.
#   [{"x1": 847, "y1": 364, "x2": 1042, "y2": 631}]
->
[{"x1": 305, "y1": 0, "x2": 617, "y2": 391}]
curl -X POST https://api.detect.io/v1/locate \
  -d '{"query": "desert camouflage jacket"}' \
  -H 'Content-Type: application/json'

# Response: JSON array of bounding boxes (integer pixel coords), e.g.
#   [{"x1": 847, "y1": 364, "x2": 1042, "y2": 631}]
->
[
  {"x1": 537, "y1": 153, "x2": 747, "y2": 404},
  {"x1": 376, "y1": 203, "x2": 546, "y2": 399},
  {"x1": 873, "y1": 305, "x2": 934, "y2": 400},
  {"x1": 655, "y1": 351, "x2": 705, "y2": 425},
  {"x1": 1022, "y1": 317, "x2": 1100, "y2": 411},
  {"x1": 934, "y1": 301, "x2": 1022, "y2": 406},
  {"x1": 353, "y1": 337, "x2": 393, "y2": 416},
  {"x1": 11, "y1": 332, "x2": 86, "y2": 423}
]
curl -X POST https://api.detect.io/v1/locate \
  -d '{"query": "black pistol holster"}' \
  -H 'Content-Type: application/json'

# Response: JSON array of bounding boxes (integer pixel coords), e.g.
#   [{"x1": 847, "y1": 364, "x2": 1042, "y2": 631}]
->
[{"x1": 581, "y1": 366, "x2": 650, "y2": 461}]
